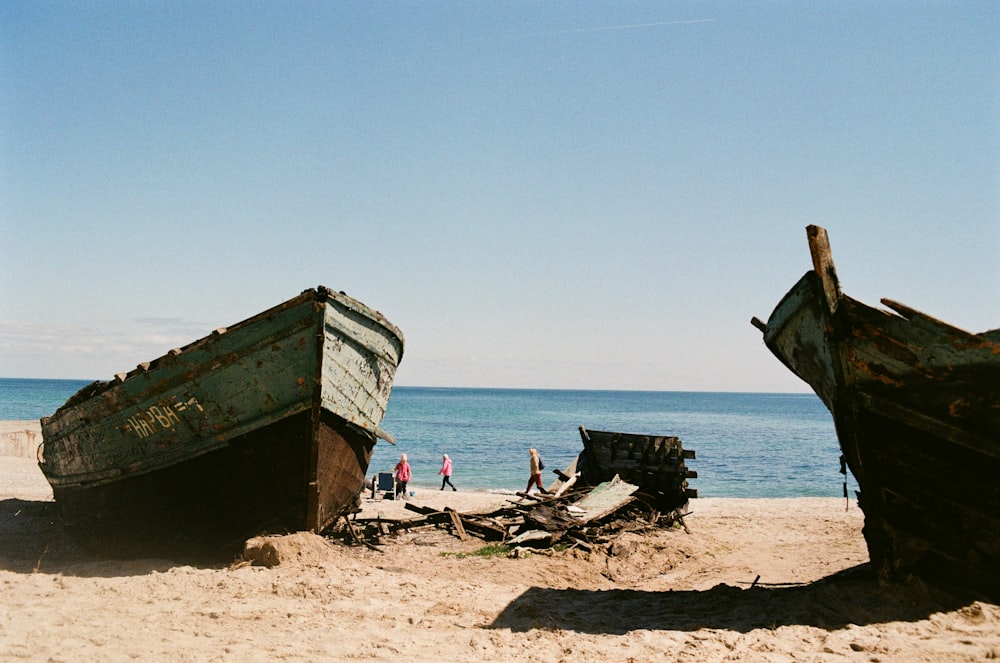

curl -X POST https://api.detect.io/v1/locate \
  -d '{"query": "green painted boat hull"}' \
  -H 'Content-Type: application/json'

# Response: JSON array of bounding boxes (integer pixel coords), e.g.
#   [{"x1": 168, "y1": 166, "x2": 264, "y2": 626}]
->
[{"x1": 39, "y1": 286, "x2": 403, "y2": 556}]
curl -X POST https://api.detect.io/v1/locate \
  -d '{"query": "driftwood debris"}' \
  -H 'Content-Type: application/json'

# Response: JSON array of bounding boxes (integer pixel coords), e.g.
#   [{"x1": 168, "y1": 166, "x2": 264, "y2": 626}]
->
[
  {"x1": 332, "y1": 476, "x2": 692, "y2": 553},
  {"x1": 446, "y1": 508, "x2": 468, "y2": 541},
  {"x1": 332, "y1": 426, "x2": 697, "y2": 555},
  {"x1": 576, "y1": 427, "x2": 698, "y2": 511}
]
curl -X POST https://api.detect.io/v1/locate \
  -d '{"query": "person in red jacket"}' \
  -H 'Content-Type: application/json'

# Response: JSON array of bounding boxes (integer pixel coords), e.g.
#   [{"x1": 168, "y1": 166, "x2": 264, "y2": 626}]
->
[{"x1": 394, "y1": 453, "x2": 412, "y2": 499}]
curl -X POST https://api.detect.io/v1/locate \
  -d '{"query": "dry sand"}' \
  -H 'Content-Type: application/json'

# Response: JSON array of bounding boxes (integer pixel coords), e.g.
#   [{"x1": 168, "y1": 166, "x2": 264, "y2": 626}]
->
[{"x1": 1, "y1": 422, "x2": 997, "y2": 662}]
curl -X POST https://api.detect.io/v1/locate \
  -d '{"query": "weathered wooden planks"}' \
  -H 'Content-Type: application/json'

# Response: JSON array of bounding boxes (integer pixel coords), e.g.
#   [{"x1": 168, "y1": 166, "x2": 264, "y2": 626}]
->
[
  {"x1": 338, "y1": 476, "x2": 691, "y2": 552},
  {"x1": 38, "y1": 286, "x2": 405, "y2": 557},
  {"x1": 576, "y1": 427, "x2": 697, "y2": 509},
  {"x1": 754, "y1": 225, "x2": 1000, "y2": 599}
]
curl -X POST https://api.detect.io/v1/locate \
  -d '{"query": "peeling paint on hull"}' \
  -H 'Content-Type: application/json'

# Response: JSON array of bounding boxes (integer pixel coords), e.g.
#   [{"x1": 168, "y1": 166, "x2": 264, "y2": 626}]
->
[
  {"x1": 39, "y1": 286, "x2": 403, "y2": 557},
  {"x1": 753, "y1": 226, "x2": 999, "y2": 599}
]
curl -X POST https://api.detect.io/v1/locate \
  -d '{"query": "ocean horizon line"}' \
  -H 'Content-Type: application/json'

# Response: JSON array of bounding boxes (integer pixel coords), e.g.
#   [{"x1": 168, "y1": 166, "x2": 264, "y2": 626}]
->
[
  {"x1": 1, "y1": 377, "x2": 848, "y2": 498},
  {"x1": 1, "y1": 376, "x2": 815, "y2": 398}
]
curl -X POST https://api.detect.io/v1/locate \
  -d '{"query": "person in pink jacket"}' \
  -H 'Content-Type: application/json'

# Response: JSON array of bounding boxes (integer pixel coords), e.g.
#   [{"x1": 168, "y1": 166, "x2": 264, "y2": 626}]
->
[
  {"x1": 438, "y1": 454, "x2": 456, "y2": 491},
  {"x1": 394, "y1": 454, "x2": 412, "y2": 499}
]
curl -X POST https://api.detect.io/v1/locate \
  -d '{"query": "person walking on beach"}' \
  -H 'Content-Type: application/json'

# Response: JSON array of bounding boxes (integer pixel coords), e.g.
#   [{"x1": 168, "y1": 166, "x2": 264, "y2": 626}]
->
[
  {"x1": 438, "y1": 454, "x2": 457, "y2": 491},
  {"x1": 394, "y1": 453, "x2": 411, "y2": 499},
  {"x1": 526, "y1": 448, "x2": 549, "y2": 495}
]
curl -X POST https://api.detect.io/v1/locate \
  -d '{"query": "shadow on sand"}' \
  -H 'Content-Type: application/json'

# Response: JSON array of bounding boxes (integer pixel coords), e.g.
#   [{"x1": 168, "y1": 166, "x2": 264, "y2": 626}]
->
[
  {"x1": 490, "y1": 565, "x2": 983, "y2": 633},
  {"x1": 4, "y1": 496, "x2": 985, "y2": 631},
  {"x1": 0, "y1": 498, "x2": 239, "y2": 575}
]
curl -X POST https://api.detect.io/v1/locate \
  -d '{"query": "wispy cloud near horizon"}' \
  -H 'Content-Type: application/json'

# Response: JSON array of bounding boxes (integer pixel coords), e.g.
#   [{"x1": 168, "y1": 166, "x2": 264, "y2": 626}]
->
[{"x1": 0, "y1": 321, "x2": 205, "y2": 380}]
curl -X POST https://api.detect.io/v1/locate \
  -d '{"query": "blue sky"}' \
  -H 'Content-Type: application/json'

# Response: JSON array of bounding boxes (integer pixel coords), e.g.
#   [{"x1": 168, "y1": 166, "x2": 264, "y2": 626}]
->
[{"x1": 2, "y1": 2, "x2": 998, "y2": 392}]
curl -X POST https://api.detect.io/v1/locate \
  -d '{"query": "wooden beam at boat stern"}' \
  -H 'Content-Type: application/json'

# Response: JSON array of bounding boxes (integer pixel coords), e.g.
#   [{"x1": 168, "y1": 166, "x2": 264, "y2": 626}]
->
[
  {"x1": 305, "y1": 304, "x2": 326, "y2": 531},
  {"x1": 806, "y1": 225, "x2": 841, "y2": 316}
]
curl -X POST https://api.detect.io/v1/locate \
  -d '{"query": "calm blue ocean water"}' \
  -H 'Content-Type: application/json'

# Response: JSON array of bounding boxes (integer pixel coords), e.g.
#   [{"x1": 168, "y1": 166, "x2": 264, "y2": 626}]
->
[
  {"x1": 373, "y1": 387, "x2": 856, "y2": 498},
  {"x1": 0, "y1": 378, "x2": 92, "y2": 422},
  {"x1": 1, "y1": 378, "x2": 855, "y2": 499}
]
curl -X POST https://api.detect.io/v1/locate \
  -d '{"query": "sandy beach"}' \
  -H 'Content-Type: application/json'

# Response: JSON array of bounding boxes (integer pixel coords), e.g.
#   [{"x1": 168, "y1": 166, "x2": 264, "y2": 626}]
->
[{"x1": 1, "y1": 422, "x2": 997, "y2": 662}]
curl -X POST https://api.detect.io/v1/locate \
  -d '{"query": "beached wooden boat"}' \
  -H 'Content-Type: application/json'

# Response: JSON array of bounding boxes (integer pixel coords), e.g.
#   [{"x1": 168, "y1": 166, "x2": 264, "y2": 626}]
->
[
  {"x1": 574, "y1": 426, "x2": 697, "y2": 511},
  {"x1": 752, "y1": 226, "x2": 999, "y2": 598},
  {"x1": 39, "y1": 286, "x2": 404, "y2": 555}
]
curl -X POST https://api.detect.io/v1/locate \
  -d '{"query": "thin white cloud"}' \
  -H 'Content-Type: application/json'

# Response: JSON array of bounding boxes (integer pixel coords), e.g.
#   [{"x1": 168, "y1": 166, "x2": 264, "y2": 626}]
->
[
  {"x1": 518, "y1": 18, "x2": 716, "y2": 38},
  {"x1": 0, "y1": 321, "x2": 198, "y2": 379}
]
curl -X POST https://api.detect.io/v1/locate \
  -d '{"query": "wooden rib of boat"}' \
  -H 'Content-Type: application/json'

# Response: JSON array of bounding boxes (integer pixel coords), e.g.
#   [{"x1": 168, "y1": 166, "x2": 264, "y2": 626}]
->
[
  {"x1": 575, "y1": 426, "x2": 697, "y2": 511},
  {"x1": 39, "y1": 286, "x2": 404, "y2": 556},
  {"x1": 752, "y1": 226, "x2": 999, "y2": 598}
]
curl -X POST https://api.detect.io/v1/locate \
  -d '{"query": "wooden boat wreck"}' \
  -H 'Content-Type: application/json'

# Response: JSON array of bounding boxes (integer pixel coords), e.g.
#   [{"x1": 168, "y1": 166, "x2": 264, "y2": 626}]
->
[
  {"x1": 572, "y1": 426, "x2": 697, "y2": 512},
  {"x1": 341, "y1": 476, "x2": 690, "y2": 554},
  {"x1": 39, "y1": 286, "x2": 404, "y2": 556},
  {"x1": 752, "y1": 226, "x2": 999, "y2": 598}
]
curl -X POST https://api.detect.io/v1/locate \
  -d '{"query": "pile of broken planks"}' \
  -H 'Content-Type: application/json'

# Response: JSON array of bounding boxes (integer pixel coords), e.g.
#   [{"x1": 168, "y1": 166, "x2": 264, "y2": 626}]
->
[{"x1": 334, "y1": 475, "x2": 691, "y2": 554}]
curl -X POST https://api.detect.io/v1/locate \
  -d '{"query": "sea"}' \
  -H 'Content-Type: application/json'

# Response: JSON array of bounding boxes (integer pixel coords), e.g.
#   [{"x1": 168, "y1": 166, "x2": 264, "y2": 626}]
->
[{"x1": 0, "y1": 378, "x2": 857, "y2": 499}]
